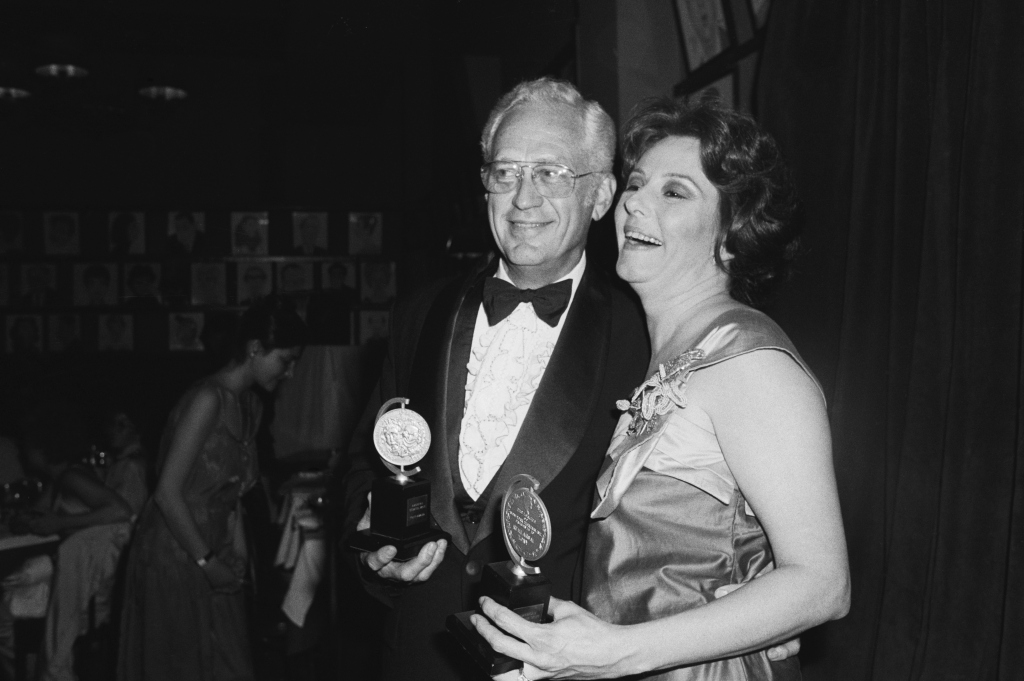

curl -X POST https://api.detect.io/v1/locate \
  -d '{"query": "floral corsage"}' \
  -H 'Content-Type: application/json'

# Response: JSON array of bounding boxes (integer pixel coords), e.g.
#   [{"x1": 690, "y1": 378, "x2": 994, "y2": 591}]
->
[{"x1": 616, "y1": 349, "x2": 706, "y2": 437}]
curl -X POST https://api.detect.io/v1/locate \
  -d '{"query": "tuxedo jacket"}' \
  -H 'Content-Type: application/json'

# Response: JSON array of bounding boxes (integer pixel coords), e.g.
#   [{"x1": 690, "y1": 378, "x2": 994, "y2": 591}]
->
[{"x1": 337, "y1": 255, "x2": 649, "y2": 681}]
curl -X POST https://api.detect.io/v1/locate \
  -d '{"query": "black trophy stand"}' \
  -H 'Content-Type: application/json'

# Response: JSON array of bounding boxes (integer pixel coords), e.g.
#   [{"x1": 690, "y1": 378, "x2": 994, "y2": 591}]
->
[
  {"x1": 447, "y1": 472, "x2": 552, "y2": 677},
  {"x1": 347, "y1": 399, "x2": 450, "y2": 561},
  {"x1": 446, "y1": 558, "x2": 552, "y2": 675}
]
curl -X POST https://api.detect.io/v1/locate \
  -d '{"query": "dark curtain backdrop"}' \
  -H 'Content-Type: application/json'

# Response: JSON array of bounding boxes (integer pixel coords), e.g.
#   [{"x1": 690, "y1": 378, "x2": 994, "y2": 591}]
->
[{"x1": 756, "y1": 1, "x2": 1024, "y2": 680}]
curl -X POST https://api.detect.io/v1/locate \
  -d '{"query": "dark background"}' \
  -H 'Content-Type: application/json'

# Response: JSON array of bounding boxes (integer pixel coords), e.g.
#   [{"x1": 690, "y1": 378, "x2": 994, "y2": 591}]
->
[{"x1": 2, "y1": 1, "x2": 1023, "y2": 680}]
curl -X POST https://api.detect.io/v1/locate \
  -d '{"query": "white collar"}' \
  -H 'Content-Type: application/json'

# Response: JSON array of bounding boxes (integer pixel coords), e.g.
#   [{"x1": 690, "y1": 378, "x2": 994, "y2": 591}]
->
[{"x1": 494, "y1": 253, "x2": 586, "y2": 299}]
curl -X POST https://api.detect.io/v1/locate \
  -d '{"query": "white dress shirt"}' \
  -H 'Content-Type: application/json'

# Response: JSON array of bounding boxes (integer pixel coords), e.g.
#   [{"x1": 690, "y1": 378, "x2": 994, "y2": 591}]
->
[{"x1": 458, "y1": 254, "x2": 586, "y2": 500}]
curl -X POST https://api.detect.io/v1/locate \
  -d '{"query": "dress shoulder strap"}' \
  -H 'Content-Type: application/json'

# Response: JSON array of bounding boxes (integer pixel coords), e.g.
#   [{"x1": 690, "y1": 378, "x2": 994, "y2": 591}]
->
[{"x1": 686, "y1": 307, "x2": 824, "y2": 403}]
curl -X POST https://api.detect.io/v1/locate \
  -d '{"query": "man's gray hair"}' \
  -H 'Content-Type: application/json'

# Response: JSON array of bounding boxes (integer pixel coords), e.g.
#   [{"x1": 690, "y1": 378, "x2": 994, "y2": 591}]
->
[{"x1": 480, "y1": 77, "x2": 616, "y2": 173}]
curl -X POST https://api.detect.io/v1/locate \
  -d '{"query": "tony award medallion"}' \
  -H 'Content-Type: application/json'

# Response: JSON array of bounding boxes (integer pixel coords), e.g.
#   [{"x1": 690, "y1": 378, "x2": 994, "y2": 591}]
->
[
  {"x1": 347, "y1": 397, "x2": 450, "y2": 560},
  {"x1": 446, "y1": 474, "x2": 553, "y2": 674}
]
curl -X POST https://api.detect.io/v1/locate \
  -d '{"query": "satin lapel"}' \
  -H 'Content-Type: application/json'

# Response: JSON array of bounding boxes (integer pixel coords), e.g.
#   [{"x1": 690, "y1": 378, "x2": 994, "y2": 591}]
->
[
  {"x1": 412, "y1": 259, "x2": 496, "y2": 556},
  {"x1": 471, "y1": 270, "x2": 612, "y2": 548}
]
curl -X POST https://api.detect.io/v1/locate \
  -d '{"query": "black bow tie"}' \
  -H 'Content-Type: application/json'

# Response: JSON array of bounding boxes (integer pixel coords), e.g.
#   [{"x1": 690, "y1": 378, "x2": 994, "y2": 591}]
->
[{"x1": 482, "y1": 278, "x2": 572, "y2": 327}]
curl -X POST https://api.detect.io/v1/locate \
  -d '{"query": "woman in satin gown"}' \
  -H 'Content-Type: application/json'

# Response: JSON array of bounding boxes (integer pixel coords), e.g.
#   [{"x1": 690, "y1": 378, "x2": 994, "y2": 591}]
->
[
  {"x1": 473, "y1": 97, "x2": 851, "y2": 679},
  {"x1": 118, "y1": 297, "x2": 307, "y2": 681}
]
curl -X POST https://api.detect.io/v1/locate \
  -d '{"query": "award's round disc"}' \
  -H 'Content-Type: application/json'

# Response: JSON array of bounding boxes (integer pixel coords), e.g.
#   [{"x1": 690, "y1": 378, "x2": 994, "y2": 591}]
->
[
  {"x1": 501, "y1": 475, "x2": 552, "y2": 565},
  {"x1": 373, "y1": 407, "x2": 431, "y2": 466}
]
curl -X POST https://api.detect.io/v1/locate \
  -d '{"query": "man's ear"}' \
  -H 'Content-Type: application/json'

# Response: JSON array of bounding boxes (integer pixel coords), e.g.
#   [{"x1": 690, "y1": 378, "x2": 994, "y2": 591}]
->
[{"x1": 591, "y1": 174, "x2": 617, "y2": 222}]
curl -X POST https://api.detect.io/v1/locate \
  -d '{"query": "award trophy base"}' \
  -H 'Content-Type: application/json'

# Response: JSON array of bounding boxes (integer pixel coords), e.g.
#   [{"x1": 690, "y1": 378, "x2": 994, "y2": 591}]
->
[
  {"x1": 347, "y1": 475, "x2": 450, "y2": 561},
  {"x1": 446, "y1": 562, "x2": 552, "y2": 675},
  {"x1": 347, "y1": 526, "x2": 451, "y2": 561}
]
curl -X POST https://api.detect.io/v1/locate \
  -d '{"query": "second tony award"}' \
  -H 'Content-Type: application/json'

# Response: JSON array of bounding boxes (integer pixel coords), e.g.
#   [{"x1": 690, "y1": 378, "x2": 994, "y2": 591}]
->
[
  {"x1": 446, "y1": 473, "x2": 553, "y2": 675},
  {"x1": 347, "y1": 397, "x2": 449, "y2": 560}
]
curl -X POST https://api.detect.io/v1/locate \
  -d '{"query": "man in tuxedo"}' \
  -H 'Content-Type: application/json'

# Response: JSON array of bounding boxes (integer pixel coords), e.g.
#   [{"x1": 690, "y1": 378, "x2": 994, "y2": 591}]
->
[{"x1": 338, "y1": 77, "x2": 650, "y2": 681}]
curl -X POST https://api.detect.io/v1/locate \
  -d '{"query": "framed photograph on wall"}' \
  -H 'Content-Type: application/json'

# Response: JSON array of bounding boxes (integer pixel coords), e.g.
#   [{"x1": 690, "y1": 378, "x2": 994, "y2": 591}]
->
[
  {"x1": 292, "y1": 212, "x2": 328, "y2": 255},
  {"x1": 43, "y1": 211, "x2": 80, "y2": 256},
  {"x1": 278, "y1": 262, "x2": 314, "y2": 294},
  {"x1": 359, "y1": 310, "x2": 389, "y2": 344},
  {"x1": 360, "y1": 261, "x2": 396, "y2": 305},
  {"x1": 231, "y1": 212, "x2": 269, "y2": 256},
  {"x1": 169, "y1": 312, "x2": 204, "y2": 351},
  {"x1": 48, "y1": 313, "x2": 83, "y2": 353},
  {"x1": 0, "y1": 211, "x2": 25, "y2": 256},
  {"x1": 236, "y1": 261, "x2": 273, "y2": 306},
  {"x1": 348, "y1": 212, "x2": 383, "y2": 255},
  {"x1": 99, "y1": 313, "x2": 134, "y2": 351},
  {"x1": 6, "y1": 314, "x2": 43, "y2": 353},
  {"x1": 166, "y1": 211, "x2": 206, "y2": 256},
  {"x1": 191, "y1": 262, "x2": 227, "y2": 306},
  {"x1": 74, "y1": 263, "x2": 118, "y2": 307},
  {"x1": 321, "y1": 259, "x2": 357, "y2": 293},
  {"x1": 109, "y1": 211, "x2": 146, "y2": 255},
  {"x1": 19, "y1": 263, "x2": 58, "y2": 308},
  {"x1": 123, "y1": 263, "x2": 162, "y2": 307}
]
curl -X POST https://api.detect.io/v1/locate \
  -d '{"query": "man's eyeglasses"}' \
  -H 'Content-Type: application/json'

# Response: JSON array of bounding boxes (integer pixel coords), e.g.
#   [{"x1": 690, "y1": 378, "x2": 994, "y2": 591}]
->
[{"x1": 480, "y1": 161, "x2": 598, "y2": 199}]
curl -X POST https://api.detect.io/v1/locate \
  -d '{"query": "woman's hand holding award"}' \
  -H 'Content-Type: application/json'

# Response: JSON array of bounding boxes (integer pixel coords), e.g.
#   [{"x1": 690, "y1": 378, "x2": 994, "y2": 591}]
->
[
  {"x1": 347, "y1": 397, "x2": 450, "y2": 560},
  {"x1": 447, "y1": 474, "x2": 553, "y2": 674}
]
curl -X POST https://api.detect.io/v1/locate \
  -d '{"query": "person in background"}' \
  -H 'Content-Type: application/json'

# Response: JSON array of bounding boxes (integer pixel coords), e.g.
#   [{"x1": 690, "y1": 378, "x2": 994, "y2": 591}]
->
[
  {"x1": 11, "y1": 402, "x2": 134, "y2": 681},
  {"x1": 100, "y1": 407, "x2": 150, "y2": 518},
  {"x1": 117, "y1": 296, "x2": 308, "y2": 681}
]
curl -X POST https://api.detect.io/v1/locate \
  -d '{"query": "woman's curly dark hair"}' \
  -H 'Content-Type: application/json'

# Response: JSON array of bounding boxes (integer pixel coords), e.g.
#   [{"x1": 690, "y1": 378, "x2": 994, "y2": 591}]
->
[{"x1": 620, "y1": 94, "x2": 800, "y2": 305}]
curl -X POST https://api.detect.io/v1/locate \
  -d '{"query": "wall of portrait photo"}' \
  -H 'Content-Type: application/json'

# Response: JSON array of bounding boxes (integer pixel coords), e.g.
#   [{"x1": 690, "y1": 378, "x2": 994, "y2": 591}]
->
[
  {"x1": 73, "y1": 263, "x2": 118, "y2": 307},
  {"x1": 191, "y1": 262, "x2": 227, "y2": 306},
  {"x1": 167, "y1": 211, "x2": 206, "y2": 256},
  {"x1": 360, "y1": 261, "x2": 396, "y2": 305},
  {"x1": 231, "y1": 212, "x2": 269, "y2": 256},
  {"x1": 44, "y1": 211, "x2": 81, "y2": 256},
  {"x1": 278, "y1": 262, "x2": 314, "y2": 294},
  {"x1": 98, "y1": 313, "x2": 134, "y2": 351},
  {"x1": 109, "y1": 211, "x2": 146, "y2": 255},
  {"x1": 123, "y1": 263, "x2": 162, "y2": 307},
  {"x1": 348, "y1": 212, "x2": 383, "y2": 255},
  {"x1": 292, "y1": 212, "x2": 328, "y2": 255},
  {"x1": 237, "y1": 261, "x2": 273, "y2": 306},
  {"x1": 0, "y1": 207, "x2": 401, "y2": 353}
]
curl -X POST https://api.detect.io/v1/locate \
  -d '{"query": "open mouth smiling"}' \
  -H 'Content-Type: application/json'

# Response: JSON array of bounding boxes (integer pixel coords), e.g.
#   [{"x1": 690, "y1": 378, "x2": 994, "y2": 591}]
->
[{"x1": 624, "y1": 230, "x2": 663, "y2": 246}]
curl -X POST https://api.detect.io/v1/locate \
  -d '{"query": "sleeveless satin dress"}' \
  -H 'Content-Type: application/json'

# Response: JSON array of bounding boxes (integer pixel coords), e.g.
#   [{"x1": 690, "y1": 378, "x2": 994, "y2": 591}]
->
[{"x1": 584, "y1": 308, "x2": 823, "y2": 680}]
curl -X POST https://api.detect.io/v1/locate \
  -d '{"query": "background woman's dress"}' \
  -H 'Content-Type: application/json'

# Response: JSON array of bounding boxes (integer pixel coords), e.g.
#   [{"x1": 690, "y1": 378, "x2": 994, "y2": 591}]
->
[
  {"x1": 118, "y1": 381, "x2": 259, "y2": 681},
  {"x1": 584, "y1": 308, "x2": 822, "y2": 681}
]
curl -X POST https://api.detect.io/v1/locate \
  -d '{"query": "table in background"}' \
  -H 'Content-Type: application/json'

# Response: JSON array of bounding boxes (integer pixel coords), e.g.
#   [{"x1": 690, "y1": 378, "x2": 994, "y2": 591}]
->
[{"x1": 274, "y1": 474, "x2": 326, "y2": 629}]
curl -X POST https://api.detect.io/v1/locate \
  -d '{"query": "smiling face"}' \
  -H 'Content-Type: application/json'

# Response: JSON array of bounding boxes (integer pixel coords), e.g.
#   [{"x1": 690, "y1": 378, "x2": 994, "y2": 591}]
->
[
  {"x1": 252, "y1": 345, "x2": 301, "y2": 392},
  {"x1": 486, "y1": 102, "x2": 614, "y2": 288},
  {"x1": 615, "y1": 136, "x2": 724, "y2": 295}
]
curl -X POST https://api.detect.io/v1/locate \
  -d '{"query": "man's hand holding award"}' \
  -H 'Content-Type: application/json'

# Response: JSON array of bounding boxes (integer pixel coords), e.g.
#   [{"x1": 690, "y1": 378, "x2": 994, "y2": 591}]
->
[
  {"x1": 347, "y1": 397, "x2": 449, "y2": 560},
  {"x1": 447, "y1": 473, "x2": 553, "y2": 675}
]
